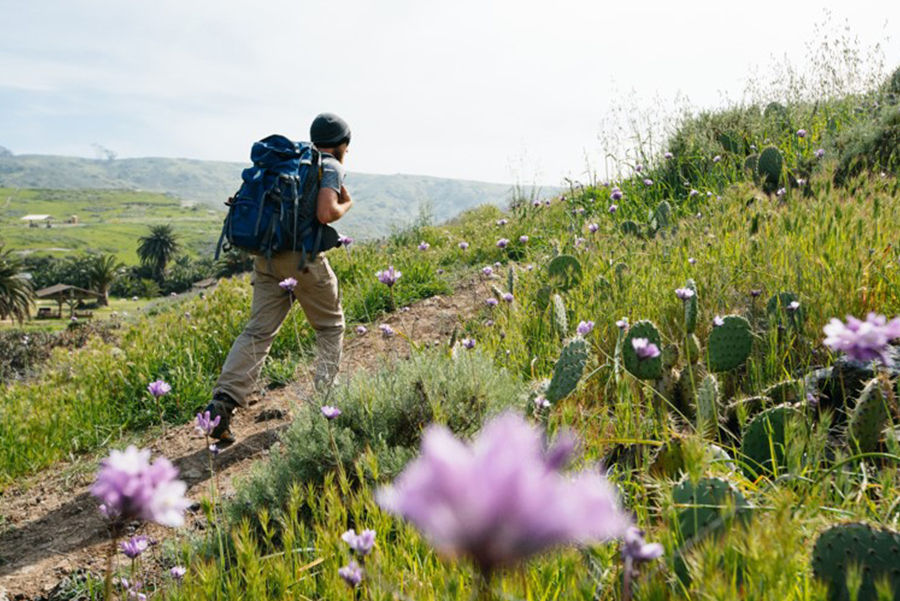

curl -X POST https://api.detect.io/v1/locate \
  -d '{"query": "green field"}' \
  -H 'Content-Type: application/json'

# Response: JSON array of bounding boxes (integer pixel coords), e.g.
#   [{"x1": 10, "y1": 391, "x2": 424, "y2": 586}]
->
[{"x1": 0, "y1": 188, "x2": 224, "y2": 263}]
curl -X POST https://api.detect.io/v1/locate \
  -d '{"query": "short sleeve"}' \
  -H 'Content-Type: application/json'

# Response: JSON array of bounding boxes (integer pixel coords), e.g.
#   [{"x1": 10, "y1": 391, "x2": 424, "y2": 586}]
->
[{"x1": 320, "y1": 155, "x2": 345, "y2": 193}]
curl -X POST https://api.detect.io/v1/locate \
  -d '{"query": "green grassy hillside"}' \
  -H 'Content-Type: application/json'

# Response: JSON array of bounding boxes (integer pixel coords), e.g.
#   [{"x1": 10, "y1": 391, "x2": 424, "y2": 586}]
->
[{"x1": 0, "y1": 188, "x2": 222, "y2": 262}]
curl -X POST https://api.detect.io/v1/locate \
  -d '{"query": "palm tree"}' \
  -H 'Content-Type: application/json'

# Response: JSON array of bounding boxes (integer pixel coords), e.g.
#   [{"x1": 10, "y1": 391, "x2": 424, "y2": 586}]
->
[
  {"x1": 137, "y1": 225, "x2": 179, "y2": 281},
  {"x1": 0, "y1": 245, "x2": 34, "y2": 323},
  {"x1": 85, "y1": 253, "x2": 125, "y2": 306}
]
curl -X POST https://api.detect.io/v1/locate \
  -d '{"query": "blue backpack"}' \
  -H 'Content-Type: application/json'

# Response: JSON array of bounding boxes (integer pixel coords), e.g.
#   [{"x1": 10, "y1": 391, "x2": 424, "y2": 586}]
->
[{"x1": 215, "y1": 134, "x2": 335, "y2": 268}]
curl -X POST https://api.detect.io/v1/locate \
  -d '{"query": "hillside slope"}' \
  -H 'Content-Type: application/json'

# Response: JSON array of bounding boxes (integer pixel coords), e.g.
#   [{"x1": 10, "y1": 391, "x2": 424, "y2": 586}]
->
[{"x1": 0, "y1": 154, "x2": 552, "y2": 239}]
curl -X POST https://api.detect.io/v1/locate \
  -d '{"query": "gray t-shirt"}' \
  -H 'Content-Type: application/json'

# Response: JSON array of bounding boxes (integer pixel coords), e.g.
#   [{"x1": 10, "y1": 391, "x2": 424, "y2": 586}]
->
[{"x1": 320, "y1": 153, "x2": 345, "y2": 193}]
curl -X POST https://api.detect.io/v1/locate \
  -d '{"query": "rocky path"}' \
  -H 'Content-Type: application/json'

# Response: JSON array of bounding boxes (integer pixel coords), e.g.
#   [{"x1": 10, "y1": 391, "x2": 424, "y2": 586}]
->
[{"x1": 0, "y1": 281, "x2": 480, "y2": 599}]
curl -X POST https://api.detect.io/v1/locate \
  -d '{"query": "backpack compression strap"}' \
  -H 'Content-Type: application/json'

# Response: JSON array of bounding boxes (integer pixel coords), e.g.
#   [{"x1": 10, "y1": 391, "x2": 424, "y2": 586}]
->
[{"x1": 297, "y1": 150, "x2": 324, "y2": 271}]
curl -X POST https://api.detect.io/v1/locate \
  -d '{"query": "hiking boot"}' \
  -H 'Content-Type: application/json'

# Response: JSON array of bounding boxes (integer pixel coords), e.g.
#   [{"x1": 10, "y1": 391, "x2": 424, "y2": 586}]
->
[{"x1": 204, "y1": 394, "x2": 237, "y2": 443}]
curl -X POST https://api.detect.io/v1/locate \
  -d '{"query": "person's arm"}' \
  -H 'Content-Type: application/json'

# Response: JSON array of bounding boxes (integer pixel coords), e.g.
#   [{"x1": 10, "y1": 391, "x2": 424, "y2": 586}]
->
[{"x1": 317, "y1": 185, "x2": 353, "y2": 224}]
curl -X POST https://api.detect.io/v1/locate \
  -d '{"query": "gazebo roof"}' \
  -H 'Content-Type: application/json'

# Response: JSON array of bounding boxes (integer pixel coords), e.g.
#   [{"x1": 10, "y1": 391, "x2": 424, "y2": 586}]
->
[
  {"x1": 35, "y1": 284, "x2": 101, "y2": 300},
  {"x1": 21, "y1": 214, "x2": 52, "y2": 221}
]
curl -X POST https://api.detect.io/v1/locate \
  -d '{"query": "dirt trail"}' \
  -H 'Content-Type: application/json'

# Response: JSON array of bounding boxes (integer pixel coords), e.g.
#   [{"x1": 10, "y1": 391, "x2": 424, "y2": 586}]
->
[{"x1": 0, "y1": 281, "x2": 480, "y2": 599}]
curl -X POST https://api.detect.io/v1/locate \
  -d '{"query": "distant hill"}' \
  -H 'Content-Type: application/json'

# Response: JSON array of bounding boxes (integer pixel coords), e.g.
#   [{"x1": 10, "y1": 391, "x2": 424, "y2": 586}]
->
[{"x1": 0, "y1": 153, "x2": 555, "y2": 239}]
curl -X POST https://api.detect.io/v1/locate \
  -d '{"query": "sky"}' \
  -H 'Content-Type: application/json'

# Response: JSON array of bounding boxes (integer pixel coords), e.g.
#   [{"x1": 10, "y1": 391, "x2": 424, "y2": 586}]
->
[{"x1": 1, "y1": 0, "x2": 898, "y2": 186}]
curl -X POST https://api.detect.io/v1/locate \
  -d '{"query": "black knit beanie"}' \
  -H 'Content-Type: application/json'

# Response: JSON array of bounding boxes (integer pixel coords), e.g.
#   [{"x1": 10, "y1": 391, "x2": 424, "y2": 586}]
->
[{"x1": 310, "y1": 113, "x2": 351, "y2": 146}]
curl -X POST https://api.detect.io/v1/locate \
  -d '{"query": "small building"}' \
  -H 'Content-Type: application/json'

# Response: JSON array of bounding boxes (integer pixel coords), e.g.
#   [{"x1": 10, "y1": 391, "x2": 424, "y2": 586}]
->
[
  {"x1": 21, "y1": 214, "x2": 53, "y2": 228},
  {"x1": 34, "y1": 284, "x2": 101, "y2": 319}
]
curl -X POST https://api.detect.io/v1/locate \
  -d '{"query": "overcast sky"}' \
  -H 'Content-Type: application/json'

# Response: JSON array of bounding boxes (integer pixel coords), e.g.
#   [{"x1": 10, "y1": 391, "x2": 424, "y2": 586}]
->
[{"x1": 1, "y1": 0, "x2": 897, "y2": 185}]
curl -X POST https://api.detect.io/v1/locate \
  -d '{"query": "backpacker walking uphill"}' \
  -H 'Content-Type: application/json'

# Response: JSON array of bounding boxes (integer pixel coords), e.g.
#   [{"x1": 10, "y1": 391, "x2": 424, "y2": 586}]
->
[{"x1": 206, "y1": 113, "x2": 354, "y2": 441}]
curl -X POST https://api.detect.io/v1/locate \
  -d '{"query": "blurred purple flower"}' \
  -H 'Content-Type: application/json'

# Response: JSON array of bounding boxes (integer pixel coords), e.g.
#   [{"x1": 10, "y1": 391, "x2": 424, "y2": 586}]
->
[
  {"x1": 376, "y1": 266, "x2": 402, "y2": 287},
  {"x1": 823, "y1": 313, "x2": 900, "y2": 364},
  {"x1": 776, "y1": 187, "x2": 786, "y2": 198},
  {"x1": 338, "y1": 561, "x2": 363, "y2": 587},
  {"x1": 635, "y1": 164, "x2": 643, "y2": 172},
  {"x1": 485, "y1": 298, "x2": 499, "y2": 307},
  {"x1": 675, "y1": 288, "x2": 694, "y2": 301},
  {"x1": 459, "y1": 241, "x2": 469, "y2": 250},
  {"x1": 342, "y1": 528, "x2": 376, "y2": 556},
  {"x1": 496, "y1": 238, "x2": 509, "y2": 248},
  {"x1": 147, "y1": 380, "x2": 171, "y2": 399},
  {"x1": 356, "y1": 325, "x2": 368, "y2": 335},
  {"x1": 797, "y1": 178, "x2": 807, "y2": 186},
  {"x1": 534, "y1": 396, "x2": 551, "y2": 409},
  {"x1": 622, "y1": 526, "x2": 664, "y2": 562},
  {"x1": 713, "y1": 315, "x2": 725, "y2": 327},
  {"x1": 608, "y1": 204, "x2": 618, "y2": 214},
  {"x1": 170, "y1": 566, "x2": 186, "y2": 580},
  {"x1": 376, "y1": 413, "x2": 630, "y2": 572},
  {"x1": 787, "y1": 300, "x2": 800, "y2": 311},
  {"x1": 338, "y1": 234, "x2": 354, "y2": 246},
  {"x1": 497, "y1": 218, "x2": 508, "y2": 226},
  {"x1": 611, "y1": 188, "x2": 623, "y2": 201},
  {"x1": 664, "y1": 151, "x2": 674, "y2": 159},
  {"x1": 502, "y1": 292, "x2": 514, "y2": 303},
  {"x1": 815, "y1": 148, "x2": 825, "y2": 159},
  {"x1": 482, "y1": 266, "x2": 493, "y2": 277},
  {"x1": 321, "y1": 406, "x2": 342, "y2": 420},
  {"x1": 689, "y1": 189, "x2": 699, "y2": 198},
  {"x1": 462, "y1": 338, "x2": 476, "y2": 350},
  {"x1": 91, "y1": 446, "x2": 190, "y2": 527},
  {"x1": 533, "y1": 200, "x2": 542, "y2": 207},
  {"x1": 379, "y1": 323, "x2": 396, "y2": 338},
  {"x1": 616, "y1": 317, "x2": 629, "y2": 330},
  {"x1": 194, "y1": 410, "x2": 221, "y2": 437},
  {"x1": 121, "y1": 535, "x2": 150, "y2": 559},
  {"x1": 797, "y1": 129, "x2": 807, "y2": 138},
  {"x1": 418, "y1": 241, "x2": 430, "y2": 251},
  {"x1": 574, "y1": 237, "x2": 586, "y2": 247},
  {"x1": 750, "y1": 289, "x2": 762, "y2": 297},
  {"x1": 688, "y1": 257, "x2": 697, "y2": 265},
  {"x1": 519, "y1": 235, "x2": 529, "y2": 243},
  {"x1": 712, "y1": 155, "x2": 721, "y2": 163},
  {"x1": 279, "y1": 277, "x2": 298, "y2": 292},
  {"x1": 631, "y1": 338, "x2": 660, "y2": 360},
  {"x1": 576, "y1": 320, "x2": 594, "y2": 336},
  {"x1": 588, "y1": 223, "x2": 599, "y2": 233},
  {"x1": 643, "y1": 178, "x2": 653, "y2": 186}
]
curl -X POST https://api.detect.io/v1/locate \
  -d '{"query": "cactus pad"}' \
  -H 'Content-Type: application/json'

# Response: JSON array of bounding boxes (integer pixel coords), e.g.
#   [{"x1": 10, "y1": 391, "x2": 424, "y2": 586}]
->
[
  {"x1": 757, "y1": 146, "x2": 783, "y2": 189},
  {"x1": 653, "y1": 200, "x2": 672, "y2": 231},
  {"x1": 551, "y1": 293, "x2": 568, "y2": 338},
  {"x1": 707, "y1": 315, "x2": 752, "y2": 372},
  {"x1": 743, "y1": 153, "x2": 759, "y2": 175},
  {"x1": 545, "y1": 337, "x2": 589, "y2": 403},
  {"x1": 661, "y1": 344, "x2": 680, "y2": 369},
  {"x1": 673, "y1": 477, "x2": 752, "y2": 542},
  {"x1": 695, "y1": 373, "x2": 720, "y2": 438},
  {"x1": 849, "y1": 379, "x2": 891, "y2": 453},
  {"x1": 547, "y1": 254, "x2": 582, "y2": 291},
  {"x1": 740, "y1": 404, "x2": 798, "y2": 478},
  {"x1": 684, "y1": 279, "x2": 699, "y2": 334},
  {"x1": 623, "y1": 320, "x2": 663, "y2": 380},
  {"x1": 535, "y1": 286, "x2": 552, "y2": 312},
  {"x1": 811, "y1": 522, "x2": 900, "y2": 601},
  {"x1": 620, "y1": 220, "x2": 642, "y2": 237},
  {"x1": 763, "y1": 379, "x2": 805, "y2": 404}
]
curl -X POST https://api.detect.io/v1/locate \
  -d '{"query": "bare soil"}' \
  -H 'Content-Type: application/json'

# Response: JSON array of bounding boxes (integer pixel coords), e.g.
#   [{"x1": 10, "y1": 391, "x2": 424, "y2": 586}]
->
[{"x1": 0, "y1": 280, "x2": 481, "y2": 599}]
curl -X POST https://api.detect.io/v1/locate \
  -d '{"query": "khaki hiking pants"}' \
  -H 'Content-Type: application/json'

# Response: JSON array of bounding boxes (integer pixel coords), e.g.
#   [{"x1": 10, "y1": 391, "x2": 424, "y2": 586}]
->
[{"x1": 213, "y1": 252, "x2": 344, "y2": 407}]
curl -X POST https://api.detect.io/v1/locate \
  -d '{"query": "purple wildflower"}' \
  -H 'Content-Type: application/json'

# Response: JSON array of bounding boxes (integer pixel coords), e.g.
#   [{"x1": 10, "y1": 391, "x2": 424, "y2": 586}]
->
[
  {"x1": 622, "y1": 526, "x2": 664, "y2": 562},
  {"x1": 823, "y1": 313, "x2": 900, "y2": 364},
  {"x1": 342, "y1": 528, "x2": 376, "y2": 556},
  {"x1": 608, "y1": 204, "x2": 618, "y2": 214},
  {"x1": 713, "y1": 155, "x2": 721, "y2": 163},
  {"x1": 497, "y1": 218, "x2": 508, "y2": 226},
  {"x1": 610, "y1": 188, "x2": 623, "y2": 201},
  {"x1": 459, "y1": 241, "x2": 469, "y2": 250},
  {"x1": 576, "y1": 320, "x2": 594, "y2": 336},
  {"x1": 635, "y1": 164, "x2": 643, "y2": 173},
  {"x1": 194, "y1": 410, "x2": 221, "y2": 437},
  {"x1": 574, "y1": 237, "x2": 586, "y2": 247},
  {"x1": 356, "y1": 325, "x2": 368, "y2": 335},
  {"x1": 534, "y1": 396, "x2": 551, "y2": 409},
  {"x1": 462, "y1": 338, "x2": 476, "y2": 350},
  {"x1": 713, "y1": 315, "x2": 725, "y2": 327},
  {"x1": 688, "y1": 257, "x2": 697, "y2": 265},
  {"x1": 787, "y1": 301, "x2": 800, "y2": 311},
  {"x1": 376, "y1": 266, "x2": 402, "y2": 287},
  {"x1": 588, "y1": 223, "x2": 599, "y2": 233},
  {"x1": 376, "y1": 413, "x2": 631, "y2": 572},
  {"x1": 502, "y1": 292, "x2": 514, "y2": 303},
  {"x1": 643, "y1": 178, "x2": 653, "y2": 186},
  {"x1": 208, "y1": 444, "x2": 219, "y2": 456},
  {"x1": 519, "y1": 235, "x2": 529, "y2": 243},
  {"x1": 776, "y1": 187, "x2": 786, "y2": 198},
  {"x1": 379, "y1": 324, "x2": 396, "y2": 338},
  {"x1": 689, "y1": 189, "x2": 699, "y2": 198},
  {"x1": 91, "y1": 446, "x2": 190, "y2": 527},
  {"x1": 482, "y1": 266, "x2": 493, "y2": 277},
  {"x1": 121, "y1": 535, "x2": 150, "y2": 559},
  {"x1": 797, "y1": 178, "x2": 807, "y2": 186},
  {"x1": 750, "y1": 289, "x2": 762, "y2": 298},
  {"x1": 338, "y1": 561, "x2": 364, "y2": 587},
  {"x1": 321, "y1": 406, "x2": 342, "y2": 420},
  {"x1": 338, "y1": 234, "x2": 354, "y2": 246},
  {"x1": 631, "y1": 338, "x2": 660, "y2": 360},
  {"x1": 533, "y1": 200, "x2": 542, "y2": 207},
  {"x1": 496, "y1": 238, "x2": 509, "y2": 248},
  {"x1": 279, "y1": 277, "x2": 298, "y2": 292},
  {"x1": 418, "y1": 241, "x2": 430, "y2": 251},
  {"x1": 797, "y1": 129, "x2": 807, "y2": 138},
  {"x1": 147, "y1": 380, "x2": 171, "y2": 399},
  {"x1": 170, "y1": 566, "x2": 186, "y2": 580},
  {"x1": 616, "y1": 317, "x2": 629, "y2": 330},
  {"x1": 675, "y1": 288, "x2": 695, "y2": 301},
  {"x1": 815, "y1": 148, "x2": 825, "y2": 159},
  {"x1": 485, "y1": 298, "x2": 499, "y2": 307},
  {"x1": 664, "y1": 151, "x2": 674, "y2": 159}
]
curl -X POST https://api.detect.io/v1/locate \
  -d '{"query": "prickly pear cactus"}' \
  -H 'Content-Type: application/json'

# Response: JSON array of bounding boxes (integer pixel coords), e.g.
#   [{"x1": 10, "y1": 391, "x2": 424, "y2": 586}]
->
[
  {"x1": 849, "y1": 379, "x2": 891, "y2": 453},
  {"x1": 695, "y1": 373, "x2": 720, "y2": 438},
  {"x1": 723, "y1": 395, "x2": 773, "y2": 439},
  {"x1": 545, "y1": 337, "x2": 589, "y2": 403},
  {"x1": 763, "y1": 379, "x2": 805, "y2": 404},
  {"x1": 707, "y1": 315, "x2": 752, "y2": 372},
  {"x1": 673, "y1": 477, "x2": 752, "y2": 542},
  {"x1": 661, "y1": 343, "x2": 680, "y2": 369},
  {"x1": 614, "y1": 262, "x2": 628, "y2": 289},
  {"x1": 535, "y1": 285, "x2": 552, "y2": 312},
  {"x1": 547, "y1": 254, "x2": 582, "y2": 291},
  {"x1": 620, "y1": 220, "x2": 642, "y2": 237},
  {"x1": 623, "y1": 320, "x2": 663, "y2": 380},
  {"x1": 685, "y1": 333, "x2": 702, "y2": 363},
  {"x1": 551, "y1": 294, "x2": 568, "y2": 338},
  {"x1": 653, "y1": 200, "x2": 672, "y2": 230},
  {"x1": 716, "y1": 131, "x2": 742, "y2": 154},
  {"x1": 684, "y1": 279, "x2": 699, "y2": 334},
  {"x1": 811, "y1": 522, "x2": 900, "y2": 601},
  {"x1": 507, "y1": 266, "x2": 516, "y2": 296},
  {"x1": 757, "y1": 146, "x2": 784, "y2": 190},
  {"x1": 649, "y1": 437, "x2": 688, "y2": 478},
  {"x1": 740, "y1": 404, "x2": 798, "y2": 478},
  {"x1": 743, "y1": 153, "x2": 759, "y2": 175}
]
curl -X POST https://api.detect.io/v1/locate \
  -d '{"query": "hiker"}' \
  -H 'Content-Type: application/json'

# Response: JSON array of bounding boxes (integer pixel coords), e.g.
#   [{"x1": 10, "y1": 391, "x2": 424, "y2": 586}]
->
[{"x1": 205, "y1": 113, "x2": 353, "y2": 441}]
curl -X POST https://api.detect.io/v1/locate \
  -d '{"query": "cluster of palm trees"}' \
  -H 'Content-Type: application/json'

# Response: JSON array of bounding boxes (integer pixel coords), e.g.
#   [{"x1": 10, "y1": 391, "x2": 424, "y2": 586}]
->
[{"x1": 0, "y1": 225, "x2": 181, "y2": 323}]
